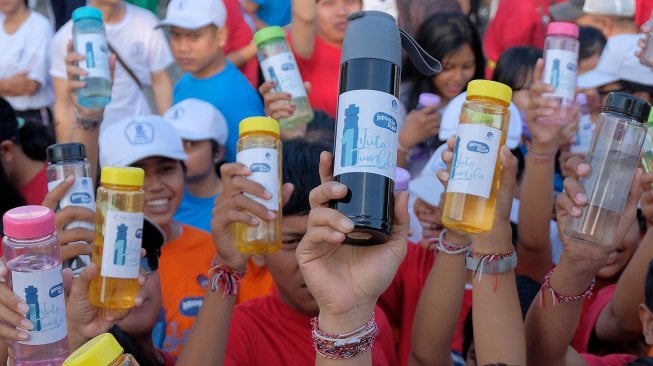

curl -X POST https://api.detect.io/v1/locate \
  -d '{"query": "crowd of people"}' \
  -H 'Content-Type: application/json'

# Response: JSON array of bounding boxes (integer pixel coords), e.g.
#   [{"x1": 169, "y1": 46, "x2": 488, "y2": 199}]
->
[{"x1": 3, "y1": 0, "x2": 653, "y2": 365}]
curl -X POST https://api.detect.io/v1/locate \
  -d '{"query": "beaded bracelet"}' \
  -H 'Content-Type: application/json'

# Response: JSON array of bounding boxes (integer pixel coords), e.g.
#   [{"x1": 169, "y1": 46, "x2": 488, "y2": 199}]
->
[
  {"x1": 434, "y1": 229, "x2": 471, "y2": 255},
  {"x1": 311, "y1": 314, "x2": 378, "y2": 360},
  {"x1": 539, "y1": 267, "x2": 595, "y2": 306},
  {"x1": 208, "y1": 256, "x2": 246, "y2": 298}
]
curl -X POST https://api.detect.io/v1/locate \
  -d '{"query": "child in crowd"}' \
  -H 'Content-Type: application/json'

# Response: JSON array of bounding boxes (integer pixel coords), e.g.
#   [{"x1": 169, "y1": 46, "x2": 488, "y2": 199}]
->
[
  {"x1": 0, "y1": 0, "x2": 54, "y2": 131},
  {"x1": 397, "y1": 12, "x2": 484, "y2": 174},
  {"x1": 158, "y1": 0, "x2": 264, "y2": 163},
  {"x1": 50, "y1": 0, "x2": 174, "y2": 142}
]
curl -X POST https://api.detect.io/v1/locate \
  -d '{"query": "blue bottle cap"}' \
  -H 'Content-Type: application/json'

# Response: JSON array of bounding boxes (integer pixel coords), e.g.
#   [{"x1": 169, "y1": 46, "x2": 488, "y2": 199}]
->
[{"x1": 72, "y1": 6, "x2": 103, "y2": 22}]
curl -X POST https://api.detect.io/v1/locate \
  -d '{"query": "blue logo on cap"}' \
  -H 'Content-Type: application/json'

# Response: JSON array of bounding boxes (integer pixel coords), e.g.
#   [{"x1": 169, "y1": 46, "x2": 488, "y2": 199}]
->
[
  {"x1": 125, "y1": 121, "x2": 154, "y2": 145},
  {"x1": 171, "y1": 107, "x2": 185, "y2": 120}
]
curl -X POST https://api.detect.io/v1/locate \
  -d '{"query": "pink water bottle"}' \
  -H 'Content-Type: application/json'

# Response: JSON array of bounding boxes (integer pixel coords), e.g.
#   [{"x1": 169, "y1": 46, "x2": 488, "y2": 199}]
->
[
  {"x1": 3, "y1": 206, "x2": 69, "y2": 365},
  {"x1": 541, "y1": 22, "x2": 579, "y2": 125}
]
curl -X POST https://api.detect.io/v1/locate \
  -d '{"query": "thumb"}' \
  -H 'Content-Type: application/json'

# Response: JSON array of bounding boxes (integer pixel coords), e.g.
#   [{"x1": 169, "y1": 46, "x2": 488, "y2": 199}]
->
[
  {"x1": 41, "y1": 175, "x2": 75, "y2": 210},
  {"x1": 494, "y1": 146, "x2": 517, "y2": 222},
  {"x1": 70, "y1": 263, "x2": 97, "y2": 301}
]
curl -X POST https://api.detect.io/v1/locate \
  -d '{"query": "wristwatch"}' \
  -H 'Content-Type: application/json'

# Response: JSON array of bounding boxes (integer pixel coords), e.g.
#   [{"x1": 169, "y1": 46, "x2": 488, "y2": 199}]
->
[
  {"x1": 75, "y1": 110, "x2": 102, "y2": 131},
  {"x1": 465, "y1": 250, "x2": 517, "y2": 274}
]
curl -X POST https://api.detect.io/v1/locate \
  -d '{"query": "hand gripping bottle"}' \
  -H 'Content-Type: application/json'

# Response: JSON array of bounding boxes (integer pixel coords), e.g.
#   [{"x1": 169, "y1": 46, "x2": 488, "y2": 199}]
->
[
  {"x1": 46, "y1": 143, "x2": 96, "y2": 273},
  {"x1": 90, "y1": 167, "x2": 145, "y2": 308},
  {"x1": 332, "y1": 11, "x2": 441, "y2": 245},
  {"x1": 63, "y1": 333, "x2": 138, "y2": 366},
  {"x1": 567, "y1": 92, "x2": 650, "y2": 245},
  {"x1": 72, "y1": 6, "x2": 112, "y2": 109},
  {"x1": 641, "y1": 110, "x2": 653, "y2": 173},
  {"x1": 254, "y1": 26, "x2": 313, "y2": 131},
  {"x1": 234, "y1": 117, "x2": 282, "y2": 254},
  {"x1": 541, "y1": 22, "x2": 579, "y2": 125},
  {"x1": 442, "y1": 80, "x2": 512, "y2": 234},
  {"x1": 3, "y1": 206, "x2": 69, "y2": 365}
]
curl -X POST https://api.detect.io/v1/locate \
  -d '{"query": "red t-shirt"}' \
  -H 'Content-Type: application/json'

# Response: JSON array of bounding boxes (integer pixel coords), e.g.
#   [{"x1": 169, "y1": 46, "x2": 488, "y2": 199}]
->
[
  {"x1": 637, "y1": 0, "x2": 653, "y2": 28},
  {"x1": 378, "y1": 243, "x2": 473, "y2": 365},
  {"x1": 20, "y1": 163, "x2": 48, "y2": 205},
  {"x1": 226, "y1": 291, "x2": 397, "y2": 365},
  {"x1": 580, "y1": 353, "x2": 638, "y2": 365},
  {"x1": 224, "y1": 0, "x2": 259, "y2": 88},
  {"x1": 292, "y1": 35, "x2": 341, "y2": 118},
  {"x1": 483, "y1": 0, "x2": 565, "y2": 78},
  {"x1": 571, "y1": 284, "x2": 616, "y2": 353}
]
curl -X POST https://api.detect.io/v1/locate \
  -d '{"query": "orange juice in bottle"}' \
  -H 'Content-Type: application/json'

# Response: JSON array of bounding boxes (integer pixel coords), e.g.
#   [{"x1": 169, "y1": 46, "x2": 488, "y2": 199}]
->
[{"x1": 89, "y1": 167, "x2": 144, "y2": 308}]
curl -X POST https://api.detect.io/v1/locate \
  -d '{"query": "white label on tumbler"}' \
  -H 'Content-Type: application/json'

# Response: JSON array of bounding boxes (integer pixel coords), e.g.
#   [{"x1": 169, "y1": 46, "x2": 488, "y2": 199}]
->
[
  {"x1": 334, "y1": 89, "x2": 399, "y2": 181},
  {"x1": 101, "y1": 210, "x2": 143, "y2": 278},
  {"x1": 47, "y1": 177, "x2": 96, "y2": 230},
  {"x1": 543, "y1": 49, "x2": 577, "y2": 101},
  {"x1": 75, "y1": 33, "x2": 110, "y2": 80},
  {"x1": 237, "y1": 148, "x2": 279, "y2": 211},
  {"x1": 12, "y1": 265, "x2": 67, "y2": 345},
  {"x1": 261, "y1": 52, "x2": 307, "y2": 99},
  {"x1": 447, "y1": 123, "x2": 501, "y2": 199}
]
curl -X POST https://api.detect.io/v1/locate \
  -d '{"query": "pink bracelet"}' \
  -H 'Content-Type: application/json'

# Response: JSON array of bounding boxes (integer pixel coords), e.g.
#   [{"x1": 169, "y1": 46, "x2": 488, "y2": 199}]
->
[
  {"x1": 434, "y1": 229, "x2": 470, "y2": 255},
  {"x1": 311, "y1": 314, "x2": 378, "y2": 360},
  {"x1": 208, "y1": 256, "x2": 245, "y2": 298},
  {"x1": 539, "y1": 267, "x2": 595, "y2": 306}
]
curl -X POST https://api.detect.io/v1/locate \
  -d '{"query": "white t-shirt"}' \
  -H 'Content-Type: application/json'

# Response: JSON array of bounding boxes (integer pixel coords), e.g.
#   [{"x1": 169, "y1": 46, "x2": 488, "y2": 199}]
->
[
  {"x1": 0, "y1": 11, "x2": 54, "y2": 111},
  {"x1": 363, "y1": 0, "x2": 398, "y2": 19},
  {"x1": 51, "y1": 3, "x2": 174, "y2": 124}
]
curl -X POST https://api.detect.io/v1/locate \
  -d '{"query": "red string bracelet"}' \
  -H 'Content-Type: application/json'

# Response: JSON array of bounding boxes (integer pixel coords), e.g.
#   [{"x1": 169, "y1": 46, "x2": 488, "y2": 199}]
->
[
  {"x1": 539, "y1": 267, "x2": 595, "y2": 306},
  {"x1": 208, "y1": 255, "x2": 246, "y2": 298},
  {"x1": 311, "y1": 314, "x2": 378, "y2": 360}
]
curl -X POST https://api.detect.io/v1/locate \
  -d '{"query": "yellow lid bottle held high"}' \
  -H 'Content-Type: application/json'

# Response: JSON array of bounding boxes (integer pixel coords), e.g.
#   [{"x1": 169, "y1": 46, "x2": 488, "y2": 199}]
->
[
  {"x1": 63, "y1": 333, "x2": 139, "y2": 366},
  {"x1": 234, "y1": 117, "x2": 282, "y2": 254},
  {"x1": 442, "y1": 80, "x2": 512, "y2": 234},
  {"x1": 89, "y1": 167, "x2": 145, "y2": 308}
]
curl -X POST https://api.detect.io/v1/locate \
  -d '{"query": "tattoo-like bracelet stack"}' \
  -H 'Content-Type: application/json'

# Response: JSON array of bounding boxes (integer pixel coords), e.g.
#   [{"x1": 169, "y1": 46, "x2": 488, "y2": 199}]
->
[
  {"x1": 435, "y1": 229, "x2": 470, "y2": 255},
  {"x1": 208, "y1": 255, "x2": 245, "y2": 298},
  {"x1": 539, "y1": 267, "x2": 595, "y2": 306},
  {"x1": 311, "y1": 314, "x2": 378, "y2": 360}
]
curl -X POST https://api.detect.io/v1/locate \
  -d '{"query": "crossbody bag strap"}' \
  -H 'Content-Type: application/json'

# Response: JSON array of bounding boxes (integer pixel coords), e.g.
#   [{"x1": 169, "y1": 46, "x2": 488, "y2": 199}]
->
[{"x1": 107, "y1": 42, "x2": 144, "y2": 90}]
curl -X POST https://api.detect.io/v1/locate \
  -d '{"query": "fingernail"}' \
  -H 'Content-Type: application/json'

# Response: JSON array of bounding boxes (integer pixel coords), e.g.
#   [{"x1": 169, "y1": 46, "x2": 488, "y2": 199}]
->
[
  {"x1": 571, "y1": 206, "x2": 582, "y2": 216},
  {"x1": 575, "y1": 192, "x2": 587, "y2": 203},
  {"x1": 65, "y1": 175, "x2": 75, "y2": 182},
  {"x1": 17, "y1": 331, "x2": 28, "y2": 340},
  {"x1": 579, "y1": 163, "x2": 590, "y2": 173},
  {"x1": 263, "y1": 190, "x2": 273, "y2": 199},
  {"x1": 16, "y1": 302, "x2": 28, "y2": 314},
  {"x1": 340, "y1": 217, "x2": 354, "y2": 231},
  {"x1": 250, "y1": 217, "x2": 260, "y2": 225},
  {"x1": 268, "y1": 211, "x2": 277, "y2": 219},
  {"x1": 20, "y1": 319, "x2": 33, "y2": 331},
  {"x1": 331, "y1": 183, "x2": 346, "y2": 194},
  {"x1": 134, "y1": 296, "x2": 144, "y2": 306}
]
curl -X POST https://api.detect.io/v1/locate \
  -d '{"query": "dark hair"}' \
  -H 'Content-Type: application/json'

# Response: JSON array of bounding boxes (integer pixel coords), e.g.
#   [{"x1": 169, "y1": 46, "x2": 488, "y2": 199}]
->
[
  {"x1": 403, "y1": 12, "x2": 485, "y2": 110},
  {"x1": 14, "y1": 121, "x2": 52, "y2": 161},
  {"x1": 645, "y1": 260, "x2": 653, "y2": 310},
  {"x1": 628, "y1": 357, "x2": 653, "y2": 365},
  {"x1": 579, "y1": 25, "x2": 607, "y2": 61},
  {"x1": 0, "y1": 97, "x2": 18, "y2": 142},
  {"x1": 211, "y1": 140, "x2": 224, "y2": 178},
  {"x1": 110, "y1": 326, "x2": 160, "y2": 366},
  {"x1": 282, "y1": 138, "x2": 333, "y2": 216},
  {"x1": 0, "y1": 163, "x2": 26, "y2": 233},
  {"x1": 493, "y1": 46, "x2": 543, "y2": 91},
  {"x1": 305, "y1": 109, "x2": 335, "y2": 144}
]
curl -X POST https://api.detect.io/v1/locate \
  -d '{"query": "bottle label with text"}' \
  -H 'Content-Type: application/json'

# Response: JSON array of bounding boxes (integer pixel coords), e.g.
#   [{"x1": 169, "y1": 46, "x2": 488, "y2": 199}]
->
[
  {"x1": 334, "y1": 89, "x2": 399, "y2": 181},
  {"x1": 101, "y1": 210, "x2": 143, "y2": 278},
  {"x1": 261, "y1": 52, "x2": 307, "y2": 99},
  {"x1": 12, "y1": 265, "x2": 67, "y2": 345},
  {"x1": 237, "y1": 148, "x2": 279, "y2": 211},
  {"x1": 543, "y1": 49, "x2": 577, "y2": 101},
  {"x1": 74, "y1": 33, "x2": 110, "y2": 80},
  {"x1": 447, "y1": 124, "x2": 501, "y2": 199},
  {"x1": 47, "y1": 177, "x2": 96, "y2": 230}
]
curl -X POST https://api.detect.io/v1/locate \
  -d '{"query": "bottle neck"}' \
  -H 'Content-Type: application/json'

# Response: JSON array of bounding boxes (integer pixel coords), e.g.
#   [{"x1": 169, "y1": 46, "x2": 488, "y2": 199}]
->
[
  {"x1": 468, "y1": 95, "x2": 509, "y2": 107},
  {"x1": 240, "y1": 130, "x2": 279, "y2": 139},
  {"x1": 100, "y1": 182, "x2": 143, "y2": 191}
]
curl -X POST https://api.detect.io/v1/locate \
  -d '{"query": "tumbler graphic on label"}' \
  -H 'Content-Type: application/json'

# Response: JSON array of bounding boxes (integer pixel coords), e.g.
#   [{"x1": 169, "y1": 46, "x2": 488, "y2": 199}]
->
[
  {"x1": 25, "y1": 286, "x2": 42, "y2": 331},
  {"x1": 113, "y1": 224, "x2": 128, "y2": 266},
  {"x1": 85, "y1": 41, "x2": 95, "y2": 68},
  {"x1": 341, "y1": 104, "x2": 360, "y2": 168}
]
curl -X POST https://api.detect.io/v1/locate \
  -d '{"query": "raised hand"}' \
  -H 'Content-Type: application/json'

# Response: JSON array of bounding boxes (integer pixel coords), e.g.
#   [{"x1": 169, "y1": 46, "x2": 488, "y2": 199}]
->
[{"x1": 398, "y1": 104, "x2": 441, "y2": 150}]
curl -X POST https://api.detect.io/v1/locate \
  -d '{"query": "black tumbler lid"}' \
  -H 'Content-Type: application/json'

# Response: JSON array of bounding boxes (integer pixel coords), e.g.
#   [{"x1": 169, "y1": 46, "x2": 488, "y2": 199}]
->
[
  {"x1": 46, "y1": 143, "x2": 87, "y2": 163},
  {"x1": 604, "y1": 92, "x2": 651, "y2": 123}
]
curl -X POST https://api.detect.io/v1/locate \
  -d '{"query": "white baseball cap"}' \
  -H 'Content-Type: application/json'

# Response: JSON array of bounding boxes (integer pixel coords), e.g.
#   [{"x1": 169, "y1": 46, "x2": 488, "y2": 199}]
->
[
  {"x1": 583, "y1": 0, "x2": 635, "y2": 17},
  {"x1": 408, "y1": 144, "x2": 448, "y2": 207},
  {"x1": 578, "y1": 34, "x2": 653, "y2": 89},
  {"x1": 99, "y1": 115, "x2": 188, "y2": 168},
  {"x1": 164, "y1": 99, "x2": 228, "y2": 145},
  {"x1": 156, "y1": 0, "x2": 227, "y2": 29},
  {"x1": 439, "y1": 92, "x2": 523, "y2": 149}
]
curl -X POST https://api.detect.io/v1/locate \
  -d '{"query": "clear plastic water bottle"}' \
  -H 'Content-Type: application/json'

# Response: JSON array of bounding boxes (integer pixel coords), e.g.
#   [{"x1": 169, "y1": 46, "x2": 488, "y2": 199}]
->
[
  {"x1": 3, "y1": 206, "x2": 69, "y2": 365},
  {"x1": 72, "y1": 6, "x2": 112, "y2": 109},
  {"x1": 254, "y1": 26, "x2": 313, "y2": 131},
  {"x1": 46, "y1": 143, "x2": 95, "y2": 273},
  {"x1": 234, "y1": 117, "x2": 282, "y2": 254},
  {"x1": 567, "y1": 92, "x2": 650, "y2": 245},
  {"x1": 570, "y1": 93, "x2": 594, "y2": 154},
  {"x1": 541, "y1": 22, "x2": 579, "y2": 125}
]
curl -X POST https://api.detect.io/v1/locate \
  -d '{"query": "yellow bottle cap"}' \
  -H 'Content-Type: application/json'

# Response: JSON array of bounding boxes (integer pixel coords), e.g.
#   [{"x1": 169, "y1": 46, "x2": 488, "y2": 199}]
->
[
  {"x1": 63, "y1": 333, "x2": 123, "y2": 366},
  {"x1": 100, "y1": 166, "x2": 145, "y2": 186},
  {"x1": 467, "y1": 79, "x2": 512, "y2": 105},
  {"x1": 239, "y1": 117, "x2": 280, "y2": 137}
]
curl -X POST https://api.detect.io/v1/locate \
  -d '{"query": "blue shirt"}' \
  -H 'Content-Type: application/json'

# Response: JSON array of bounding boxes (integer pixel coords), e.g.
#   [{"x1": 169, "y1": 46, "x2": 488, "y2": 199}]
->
[
  {"x1": 173, "y1": 62, "x2": 264, "y2": 162},
  {"x1": 173, "y1": 189, "x2": 217, "y2": 233},
  {"x1": 252, "y1": 0, "x2": 291, "y2": 27}
]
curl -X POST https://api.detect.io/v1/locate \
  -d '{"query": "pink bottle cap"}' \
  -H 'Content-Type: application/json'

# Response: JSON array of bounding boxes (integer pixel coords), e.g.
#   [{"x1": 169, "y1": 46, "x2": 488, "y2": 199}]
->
[
  {"x1": 395, "y1": 167, "x2": 411, "y2": 192},
  {"x1": 3, "y1": 206, "x2": 56, "y2": 239},
  {"x1": 418, "y1": 93, "x2": 441, "y2": 107},
  {"x1": 547, "y1": 22, "x2": 579, "y2": 39}
]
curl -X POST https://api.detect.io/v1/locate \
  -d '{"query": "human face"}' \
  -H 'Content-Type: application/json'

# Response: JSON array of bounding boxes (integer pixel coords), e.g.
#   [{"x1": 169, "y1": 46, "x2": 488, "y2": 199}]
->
[
  {"x1": 512, "y1": 72, "x2": 534, "y2": 112},
  {"x1": 170, "y1": 25, "x2": 226, "y2": 78},
  {"x1": 265, "y1": 215, "x2": 318, "y2": 316},
  {"x1": 316, "y1": 0, "x2": 362, "y2": 46},
  {"x1": 116, "y1": 271, "x2": 162, "y2": 335},
  {"x1": 0, "y1": 0, "x2": 24, "y2": 15},
  {"x1": 596, "y1": 81, "x2": 625, "y2": 107},
  {"x1": 182, "y1": 139, "x2": 218, "y2": 183},
  {"x1": 597, "y1": 219, "x2": 640, "y2": 281},
  {"x1": 132, "y1": 157, "x2": 184, "y2": 232},
  {"x1": 433, "y1": 45, "x2": 476, "y2": 102}
]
